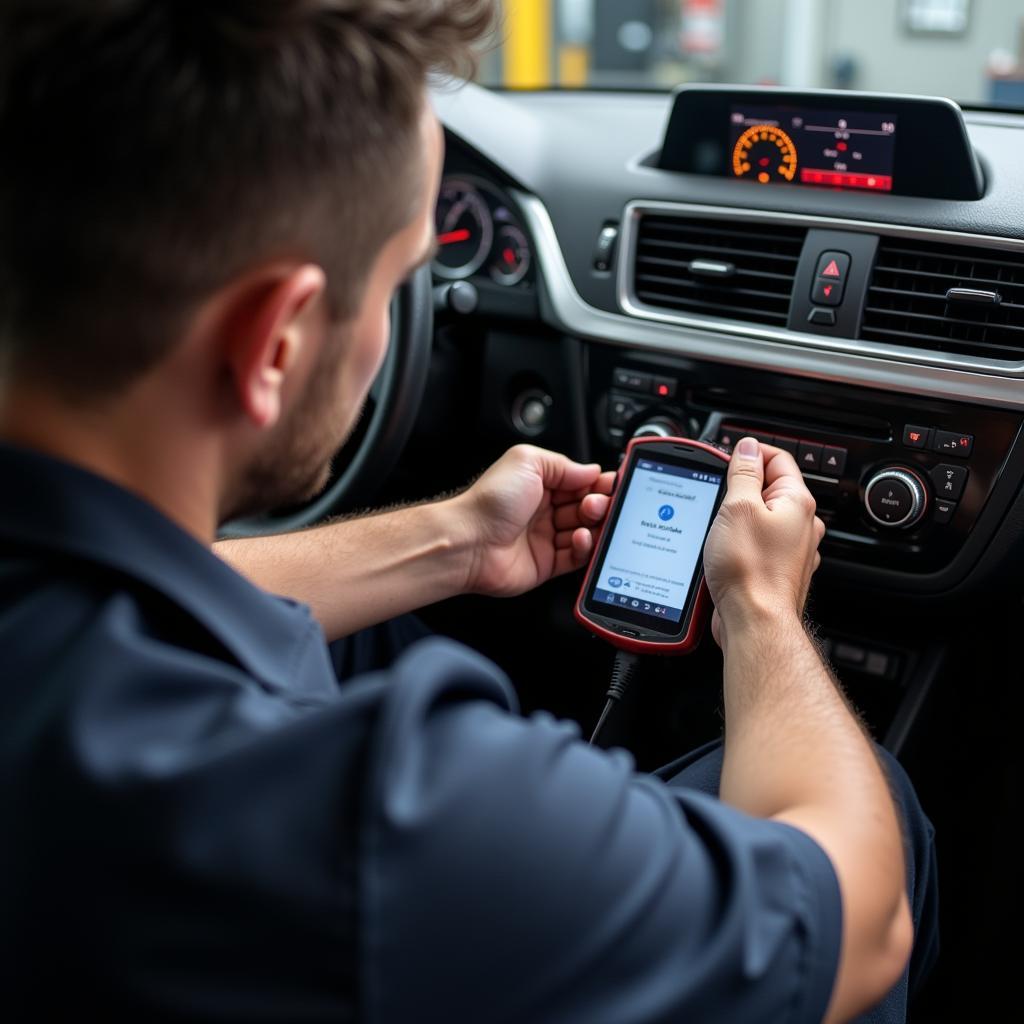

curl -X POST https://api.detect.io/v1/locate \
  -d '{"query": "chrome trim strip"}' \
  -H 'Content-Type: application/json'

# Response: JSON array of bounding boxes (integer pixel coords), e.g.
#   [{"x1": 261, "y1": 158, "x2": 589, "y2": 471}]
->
[{"x1": 514, "y1": 192, "x2": 1024, "y2": 410}]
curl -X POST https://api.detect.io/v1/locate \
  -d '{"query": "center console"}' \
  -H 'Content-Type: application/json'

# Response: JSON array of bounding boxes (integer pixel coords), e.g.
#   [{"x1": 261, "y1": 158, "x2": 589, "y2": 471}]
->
[{"x1": 592, "y1": 346, "x2": 1023, "y2": 587}]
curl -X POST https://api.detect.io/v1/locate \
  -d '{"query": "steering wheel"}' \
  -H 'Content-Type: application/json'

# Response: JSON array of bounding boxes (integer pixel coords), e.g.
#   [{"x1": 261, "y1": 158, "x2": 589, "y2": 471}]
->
[{"x1": 220, "y1": 264, "x2": 434, "y2": 538}]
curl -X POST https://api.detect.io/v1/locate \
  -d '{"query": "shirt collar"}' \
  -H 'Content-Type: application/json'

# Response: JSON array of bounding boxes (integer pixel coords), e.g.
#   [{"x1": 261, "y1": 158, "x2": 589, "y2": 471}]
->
[{"x1": 0, "y1": 442, "x2": 318, "y2": 691}]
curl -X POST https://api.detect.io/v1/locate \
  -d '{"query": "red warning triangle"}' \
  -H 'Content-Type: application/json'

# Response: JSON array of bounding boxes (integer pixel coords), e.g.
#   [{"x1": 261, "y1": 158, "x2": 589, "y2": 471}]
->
[{"x1": 822, "y1": 259, "x2": 841, "y2": 278}]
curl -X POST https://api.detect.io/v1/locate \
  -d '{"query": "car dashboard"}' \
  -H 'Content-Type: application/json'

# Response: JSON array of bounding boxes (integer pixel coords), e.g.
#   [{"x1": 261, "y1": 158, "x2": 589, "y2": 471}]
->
[{"x1": 427, "y1": 82, "x2": 1024, "y2": 602}]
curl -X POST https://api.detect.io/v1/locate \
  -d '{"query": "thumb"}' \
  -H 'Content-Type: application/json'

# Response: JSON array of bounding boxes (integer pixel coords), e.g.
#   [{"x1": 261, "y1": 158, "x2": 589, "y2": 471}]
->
[
  {"x1": 524, "y1": 446, "x2": 601, "y2": 493},
  {"x1": 725, "y1": 437, "x2": 765, "y2": 503}
]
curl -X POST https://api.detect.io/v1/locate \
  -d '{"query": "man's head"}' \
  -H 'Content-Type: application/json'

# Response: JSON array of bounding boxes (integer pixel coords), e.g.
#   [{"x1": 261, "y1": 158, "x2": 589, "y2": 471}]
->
[{"x1": 0, "y1": 0, "x2": 495, "y2": 521}]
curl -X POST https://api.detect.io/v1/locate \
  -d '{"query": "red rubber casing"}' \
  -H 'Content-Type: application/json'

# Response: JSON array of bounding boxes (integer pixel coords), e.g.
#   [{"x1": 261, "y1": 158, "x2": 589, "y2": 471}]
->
[{"x1": 574, "y1": 437, "x2": 731, "y2": 656}]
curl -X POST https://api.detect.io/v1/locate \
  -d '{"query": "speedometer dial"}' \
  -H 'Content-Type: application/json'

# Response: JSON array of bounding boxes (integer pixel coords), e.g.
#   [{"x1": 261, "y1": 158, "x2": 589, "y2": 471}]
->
[
  {"x1": 732, "y1": 124, "x2": 798, "y2": 184},
  {"x1": 433, "y1": 179, "x2": 493, "y2": 279}
]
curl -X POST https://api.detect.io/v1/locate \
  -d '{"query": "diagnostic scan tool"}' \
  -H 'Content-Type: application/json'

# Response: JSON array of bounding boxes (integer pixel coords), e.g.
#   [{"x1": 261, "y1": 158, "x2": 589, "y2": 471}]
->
[{"x1": 575, "y1": 438, "x2": 730, "y2": 655}]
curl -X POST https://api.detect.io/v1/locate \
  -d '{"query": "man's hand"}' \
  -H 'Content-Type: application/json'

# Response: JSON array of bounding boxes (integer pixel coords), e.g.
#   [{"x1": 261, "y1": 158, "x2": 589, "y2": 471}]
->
[
  {"x1": 454, "y1": 445, "x2": 616, "y2": 599},
  {"x1": 703, "y1": 436, "x2": 826, "y2": 647}
]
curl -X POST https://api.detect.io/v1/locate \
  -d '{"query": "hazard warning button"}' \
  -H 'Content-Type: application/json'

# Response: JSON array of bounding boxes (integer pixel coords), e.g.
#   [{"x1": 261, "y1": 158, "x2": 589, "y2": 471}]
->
[
  {"x1": 810, "y1": 250, "x2": 851, "y2": 307},
  {"x1": 814, "y1": 251, "x2": 851, "y2": 283}
]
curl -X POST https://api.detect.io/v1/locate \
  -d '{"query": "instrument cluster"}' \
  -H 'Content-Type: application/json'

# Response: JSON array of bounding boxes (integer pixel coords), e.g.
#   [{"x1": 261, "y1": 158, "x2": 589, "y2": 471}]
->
[{"x1": 433, "y1": 175, "x2": 533, "y2": 288}]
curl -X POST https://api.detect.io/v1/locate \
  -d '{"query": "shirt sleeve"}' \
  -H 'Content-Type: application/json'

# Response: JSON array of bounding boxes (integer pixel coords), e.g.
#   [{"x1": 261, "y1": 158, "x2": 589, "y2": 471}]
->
[{"x1": 361, "y1": 638, "x2": 843, "y2": 1024}]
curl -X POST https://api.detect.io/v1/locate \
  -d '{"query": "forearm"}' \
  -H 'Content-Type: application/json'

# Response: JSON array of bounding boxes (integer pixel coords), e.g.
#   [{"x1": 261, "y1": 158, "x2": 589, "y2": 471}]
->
[
  {"x1": 215, "y1": 498, "x2": 473, "y2": 640},
  {"x1": 718, "y1": 606, "x2": 911, "y2": 1018}
]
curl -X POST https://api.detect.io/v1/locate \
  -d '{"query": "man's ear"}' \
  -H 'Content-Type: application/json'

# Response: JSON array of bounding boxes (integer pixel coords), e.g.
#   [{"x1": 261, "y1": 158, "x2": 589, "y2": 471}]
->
[{"x1": 223, "y1": 264, "x2": 328, "y2": 430}]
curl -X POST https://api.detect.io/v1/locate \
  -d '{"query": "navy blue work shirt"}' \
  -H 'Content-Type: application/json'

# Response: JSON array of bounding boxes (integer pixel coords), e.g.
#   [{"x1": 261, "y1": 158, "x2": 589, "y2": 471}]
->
[{"x1": 0, "y1": 443, "x2": 842, "y2": 1022}]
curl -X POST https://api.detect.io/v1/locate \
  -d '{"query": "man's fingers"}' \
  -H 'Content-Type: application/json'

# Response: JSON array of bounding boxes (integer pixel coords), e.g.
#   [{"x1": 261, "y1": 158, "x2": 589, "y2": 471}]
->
[
  {"x1": 520, "y1": 445, "x2": 602, "y2": 494},
  {"x1": 552, "y1": 528, "x2": 592, "y2": 577},
  {"x1": 724, "y1": 437, "x2": 765, "y2": 504},
  {"x1": 814, "y1": 516, "x2": 827, "y2": 544},
  {"x1": 551, "y1": 470, "x2": 616, "y2": 506},
  {"x1": 552, "y1": 493, "x2": 609, "y2": 530}
]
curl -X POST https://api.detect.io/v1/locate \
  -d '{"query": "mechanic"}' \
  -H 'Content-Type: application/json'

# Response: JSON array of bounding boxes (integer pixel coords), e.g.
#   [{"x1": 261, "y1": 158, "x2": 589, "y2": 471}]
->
[{"x1": 0, "y1": 2, "x2": 936, "y2": 1021}]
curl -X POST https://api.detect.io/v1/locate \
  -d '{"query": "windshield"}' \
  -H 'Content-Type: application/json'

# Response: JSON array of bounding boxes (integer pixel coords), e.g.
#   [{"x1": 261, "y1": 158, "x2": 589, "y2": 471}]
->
[{"x1": 479, "y1": 0, "x2": 1024, "y2": 111}]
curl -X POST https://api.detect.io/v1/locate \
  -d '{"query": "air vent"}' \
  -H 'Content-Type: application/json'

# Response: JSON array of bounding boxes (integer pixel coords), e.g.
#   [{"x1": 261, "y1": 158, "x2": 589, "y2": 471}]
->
[
  {"x1": 862, "y1": 238, "x2": 1024, "y2": 362},
  {"x1": 632, "y1": 214, "x2": 806, "y2": 327}
]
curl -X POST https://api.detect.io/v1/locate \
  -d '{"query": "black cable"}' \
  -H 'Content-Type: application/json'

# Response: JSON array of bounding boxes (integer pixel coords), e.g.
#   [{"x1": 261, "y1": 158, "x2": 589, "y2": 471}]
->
[{"x1": 589, "y1": 649, "x2": 641, "y2": 745}]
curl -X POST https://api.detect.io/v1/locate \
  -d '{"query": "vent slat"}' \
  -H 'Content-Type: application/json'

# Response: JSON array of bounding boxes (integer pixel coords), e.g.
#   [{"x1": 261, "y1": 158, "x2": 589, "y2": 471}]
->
[
  {"x1": 868, "y1": 287, "x2": 1024, "y2": 315},
  {"x1": 863, "y1": 305, "x2": 1024, "y2": 335},
  {"x1": 641, "y1": 218, "x2": 806, "y2": 250},
  {"x1": 872, "y1": 265, "x2": 1023, "y2": 292},
  {"x1": 637, "y1": 273, "x2": 791, "y2": 304},
  {"x1": 636, "y1": 254, "x2": 793, "y2": 282},
  {"x1": 639, "y1": 238, "x2": 800, "y2": 264},
  {"x1": 635, "y1": 289, "x2": 790, "y2": 323},
  {"x1": 861, "y1": 238, "x2": 1024, "y2": 361},
  {"x1": 632, "y1": 214, "x2": 804, "y2": 327}
]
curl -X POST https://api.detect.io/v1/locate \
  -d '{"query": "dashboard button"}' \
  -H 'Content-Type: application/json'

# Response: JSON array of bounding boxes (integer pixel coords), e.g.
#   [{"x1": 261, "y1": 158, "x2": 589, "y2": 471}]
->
[
  {"x1": 933, "y1": 499, "x2": 957, "y2": 524},
  {"x1": 594, "y1": 224, "x2": 618, "y2": 272},
  {"x1": 773, "y1": 436, "x2": 799, "y2": 456},
  {"x1": 821, "y1": 446, "x2": 847, "y2": 476},
  {"x1": 815, "y1": 251, "x2": 851, "y2": 282},
  {"x1": 797, "y1": 442, "x2": 823, "y2": 472},
  {"x1": 931, "y1": 430, "x2": 973, "y2": 458},
  {"x1": 652, "y1": 376, "x2": 677, "y2": 398},
  {"x1": 902, "y1": 424, "x2": 932, "y2": 449},
  {"x1": 865, "y1": 473, "x2": 925, "y2": 527},
  {"x1": 609, "y1": 396, "x2": 641, "y2": 428},
  {"x1": 810, "y1": 278, "x2": 844, "y2": 306},
  {"x1": 718, "y1": 426, "x2": 738, "y2": 450},
  {"x1": 930, "y1": 463, "x2": 968, "y2": 500},
  {"x1": 807, "y1": 307, "x2": 837, "y2": 326},
  {"x1": 612, "y1": 368, "x2": 652, "y2": 393}
]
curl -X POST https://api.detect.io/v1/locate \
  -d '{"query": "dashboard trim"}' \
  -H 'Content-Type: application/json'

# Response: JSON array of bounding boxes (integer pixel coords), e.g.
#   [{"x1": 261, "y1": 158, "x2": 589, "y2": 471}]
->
[
  {"x1": 514, "y1": 191, "x2": 1024, "y2": 410},
  {"x1": 618, "y1": 200, "x2": 1024, "y2": 376}
]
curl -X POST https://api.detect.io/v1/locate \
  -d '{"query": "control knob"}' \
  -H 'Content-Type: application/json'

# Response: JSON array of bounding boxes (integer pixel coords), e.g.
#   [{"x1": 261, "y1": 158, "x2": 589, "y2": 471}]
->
[
  {"x1": 632, "y1": 416, "x2": 687, "y2": 440},
  {"x1": 863, "y1": 468, "x2": 928, "y2": 528}
]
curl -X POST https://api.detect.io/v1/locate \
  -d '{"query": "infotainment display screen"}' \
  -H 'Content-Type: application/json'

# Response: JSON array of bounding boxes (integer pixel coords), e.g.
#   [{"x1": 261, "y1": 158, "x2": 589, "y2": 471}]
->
[{"x1": 728, "y1": 105, "x2": 897, "y2": 192}]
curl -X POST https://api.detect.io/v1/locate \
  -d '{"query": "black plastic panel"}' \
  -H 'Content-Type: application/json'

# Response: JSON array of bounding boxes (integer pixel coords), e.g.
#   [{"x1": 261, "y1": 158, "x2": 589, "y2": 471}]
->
[
  {"x1": 585, "y1": 343, "x2": 1023, "y2": 592},
  {"x1": 789, "y1": 229, "x2": 880, "y2": 336}
]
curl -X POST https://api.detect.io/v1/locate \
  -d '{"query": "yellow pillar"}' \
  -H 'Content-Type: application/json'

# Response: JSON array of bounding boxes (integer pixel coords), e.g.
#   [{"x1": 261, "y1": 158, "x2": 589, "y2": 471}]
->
[
  {"x1": 503, "y1": 0, "x2": 552, "y2": 89},
  {"x1": 558, "y1": 43, "x2": 590, "y2": 87}
]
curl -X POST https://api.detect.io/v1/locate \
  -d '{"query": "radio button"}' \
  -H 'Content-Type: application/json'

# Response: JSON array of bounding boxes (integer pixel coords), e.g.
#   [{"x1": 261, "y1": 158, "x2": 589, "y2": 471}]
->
[
  {"x1": 902, "y1": 425, "x2": 932, "y2": 449},
  {"x1": 797, "y1": 442, "x2": 823, "y2": 472},
  {"x1": 821, "y1": 446, "x2": 847, "y2": 476},
  {"x1": 931, "y1": 430, "x2": 973, "y2": 458},
  {"x1": 772, "y1": 436, "x2": 799, "y2": 456},
  {"x1": 930, "y1": 463, "x2": 968, "y2": 500},
  {"x1": 612, "y1": 368, "x2": 652, "y2": 393},
  {"x1": 933, "y1": 499, "x2": 957, "y2": 524}
]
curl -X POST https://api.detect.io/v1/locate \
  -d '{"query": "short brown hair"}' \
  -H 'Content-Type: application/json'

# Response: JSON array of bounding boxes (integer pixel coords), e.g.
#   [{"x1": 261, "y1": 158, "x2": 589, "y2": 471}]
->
[{"x1": 0, "y1": 0, "x2": 496, "y2": 397}]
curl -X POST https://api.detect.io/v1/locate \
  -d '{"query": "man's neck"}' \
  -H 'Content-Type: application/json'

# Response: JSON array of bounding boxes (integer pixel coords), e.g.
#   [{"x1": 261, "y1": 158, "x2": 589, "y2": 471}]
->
[{"x1": 0, "y1": 380, "x2": 222, "y2": 544}]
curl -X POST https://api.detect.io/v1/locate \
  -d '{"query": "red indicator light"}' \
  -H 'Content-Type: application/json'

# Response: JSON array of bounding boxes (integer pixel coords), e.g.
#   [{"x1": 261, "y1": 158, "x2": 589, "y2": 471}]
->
[
  {"x1": 959, "y1": 437, "x2": 969, "y2": 447},
  {"x1": 909, "y1": 431, "x2": 922, "y2": 442},
  {"x1": 837, "y1": 142, "x2": 848, "y2": 152},
  {"x1": 822, "y1": 259, "x2": 841, "y2": 278},
  {"x1": 800, "y1": 169, "x2": 893, "y2": 192},
  {"x1": 503, "y1": 248, "x2": 516, "y2": 265},
  {"x1": 656, "y1": 384, "x2": 669, "y2": 396},
  {"x1": 823, "y1": 284, "x2": 833, "y2": 297}
]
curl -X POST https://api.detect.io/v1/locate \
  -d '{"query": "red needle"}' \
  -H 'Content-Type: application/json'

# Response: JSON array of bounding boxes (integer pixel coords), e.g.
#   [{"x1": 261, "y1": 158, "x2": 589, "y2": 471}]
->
[{"x1": 438, "y1": 228, "x2": 471, "y2": 245}]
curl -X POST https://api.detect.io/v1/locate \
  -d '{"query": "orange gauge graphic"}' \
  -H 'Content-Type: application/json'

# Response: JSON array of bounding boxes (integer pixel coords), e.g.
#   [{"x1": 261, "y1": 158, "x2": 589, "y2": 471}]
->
[{"x1": 732, "y1": 124, "x2": 798, "y2": 184}]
